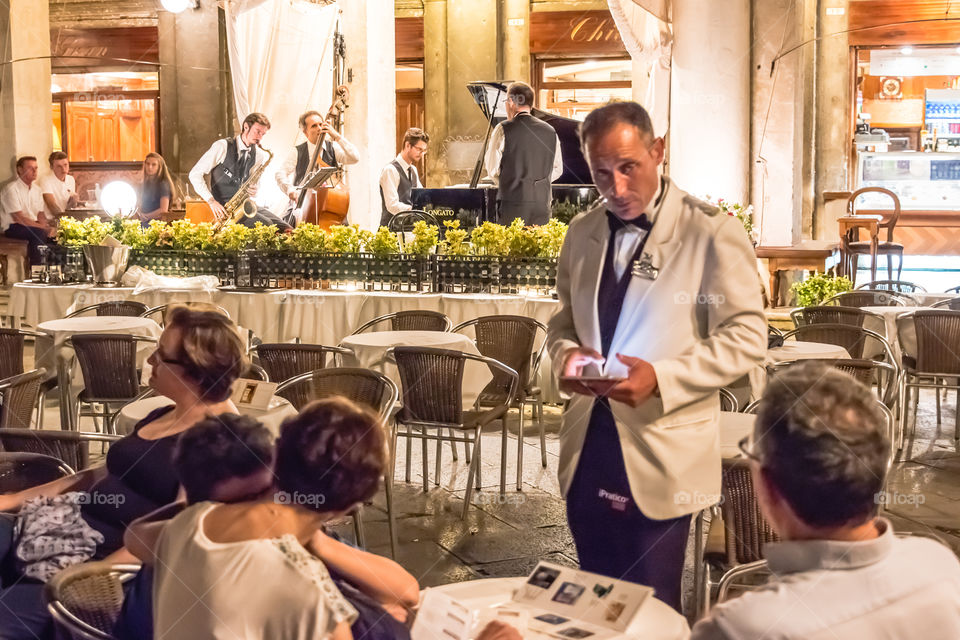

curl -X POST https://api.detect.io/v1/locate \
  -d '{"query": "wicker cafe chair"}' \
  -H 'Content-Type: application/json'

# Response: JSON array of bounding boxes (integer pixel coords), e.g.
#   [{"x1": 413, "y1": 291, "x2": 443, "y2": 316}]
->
[
  {"x1": 386, "y1": 210, "x2": 440, "y2": 233},
  {"x1": 66, "y1": 334, "x2": 156, "y2": 433},
  {"x1": 824, "y1": 290, "x2": 909, "y2": 308},
  {"x1": 946, "y1": 285, "x2": 960, "y2": 295},
  {"x1": 390, "y1": 346, "x2": 518, "y2": 518},
  {"x1": 856, "y1": 280, "x2": 926, "y2": 294},
  {"x1": 789, "y1": 305, "x2": 880, "y2": 329},
  {"x1": 0, "y1": 328, "x2": 59, "y2": 428},
  {"x1": 0, "y1": 452, "x2": 73, "y2": 493},
  {"x1": 931, "y1": 297, "x2": 960, "y2": 311},
  {"x1": 896, "y1": 309, "x2": 960, "y2": 459},
  {"x1": 65, "y1": 301, "x2": 148, "y2": 319},
  {"x1": 351, "y1": 310, "x2": 452, "y2": 335},
  {"x1": 768, "y1": 358, "x2": 898, "y2": 410},
  {"x1": 251, "y1": 343, "x2": 352, "y2": 384},
  {"x1": 46, "y1": 562, "x2": 141, "y2": 640},
  {"x1": 140, "y1": 303, "x2": 232, "y2": 328},
  {"x1": 453, "y1": 315, "x2": 548, "y2": 491},
  {"x1": 276, "y1": 368, "x2": 400, "y2": 557},
  {"x1": 0, "y1": 369, "x2": 47, "y2": 430},
  {"x1": 781, "y1": 323, "x2": 895, "y2": 364},
  {"x1": 718, "y1": 388, "x2": 739, "y2": 413},
  {"x1": 0, "y1": 429, "x2": 121, "y2": 472}
]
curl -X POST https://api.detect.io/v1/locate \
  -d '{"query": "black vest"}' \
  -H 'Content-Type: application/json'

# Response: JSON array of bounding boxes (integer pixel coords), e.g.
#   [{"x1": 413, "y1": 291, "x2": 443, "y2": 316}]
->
[
  {"x1": 210, "y1": 138, "x2": 256, "y2": 205},
  {"x1": 497, "y1": 113, "x2": 557, "y2": 225},
  {"x1": 379, "y1": 160, "x2": 414, "y2": 227},
  {"x1": 293, "y1": 141, "x2": 339, "y2": 186}
]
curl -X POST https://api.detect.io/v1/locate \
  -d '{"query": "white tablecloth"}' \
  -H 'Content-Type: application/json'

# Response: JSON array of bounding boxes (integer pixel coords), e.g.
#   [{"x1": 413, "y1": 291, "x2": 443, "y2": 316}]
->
[
  {"x1": 866, "y1": 306, "x2": 920, "y2": 363},
  {"x1": 341, "y1": 330, "x2": 493, "y2": 409},
  {"x1": 427, "y1": 577, "x2": 689, "y2": 640},
  {"x1": 748, "y1": 341, "x2": 850, "y2": 399},
  {"x1": 9, "y1": 284, "x2": 563, "y2": 401},
  {"x1": 114, "y1": 395, "x2": 297, "y2": 436},
  {"x1": 720, "y1": 411, "x2": 755, "y2": 458}
]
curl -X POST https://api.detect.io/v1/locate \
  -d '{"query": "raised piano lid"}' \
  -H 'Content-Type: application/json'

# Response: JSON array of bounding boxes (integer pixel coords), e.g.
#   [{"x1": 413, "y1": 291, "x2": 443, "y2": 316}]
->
[{"x1": 467, "y1": 81, "x2": 593, "y2": 185}]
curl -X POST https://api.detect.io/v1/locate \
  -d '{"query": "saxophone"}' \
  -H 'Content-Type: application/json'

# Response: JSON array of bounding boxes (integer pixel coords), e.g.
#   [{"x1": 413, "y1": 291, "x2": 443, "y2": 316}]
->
[{"x1": 215, "y1": 145, "x2": 274, "y2": 230}]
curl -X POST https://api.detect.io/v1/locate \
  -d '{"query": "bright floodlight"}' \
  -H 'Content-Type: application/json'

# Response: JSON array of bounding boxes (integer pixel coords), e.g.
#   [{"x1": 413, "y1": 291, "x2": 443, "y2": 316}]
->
[
  {"x1": 900, "y1": 46, "x2": 914, "y2": 55},
  {"x1": 100, "y1": 181, "x2": 138, "y2": 217},
  {"x1": 160, "y1": 0, "x2": 195, "y2": 13}
]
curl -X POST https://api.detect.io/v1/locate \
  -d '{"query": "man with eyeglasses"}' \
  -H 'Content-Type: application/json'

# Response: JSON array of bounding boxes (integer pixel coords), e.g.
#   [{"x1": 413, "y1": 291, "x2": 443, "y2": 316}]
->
[
  {"x1": 547, "y1": 101, "x2": 766, "y2": 611},
  {"x1": 693, "y1": 361, "x2": 960, "y2": 639},
  {"x1": 378, "y1": 127, "x2": 429, "y2": 227}
]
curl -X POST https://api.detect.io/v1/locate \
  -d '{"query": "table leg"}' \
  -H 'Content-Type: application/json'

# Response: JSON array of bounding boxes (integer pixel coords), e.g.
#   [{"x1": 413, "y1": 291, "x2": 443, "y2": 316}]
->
[
  {"x1": 870, "y1": 234, "x2": 879, "y2": 283},
  {"x1": 768, "y1": 259, "x2": 780, "y2": 307}
]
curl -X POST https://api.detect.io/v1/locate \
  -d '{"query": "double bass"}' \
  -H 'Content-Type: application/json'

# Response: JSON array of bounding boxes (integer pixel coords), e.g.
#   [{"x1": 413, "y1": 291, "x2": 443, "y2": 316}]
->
[{"x1": 296, "y1": 86, "x2": 350, "y2": 229}]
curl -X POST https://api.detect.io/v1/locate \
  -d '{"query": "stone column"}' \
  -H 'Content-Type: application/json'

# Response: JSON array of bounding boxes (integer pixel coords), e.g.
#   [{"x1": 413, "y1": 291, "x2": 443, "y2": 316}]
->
[
  {"x1": 500, "y1": 0, "x2": 530, "y2": 84},
  {"x1": 0, "y1": 0, "x2": 52, "y2": 178},
  {"x1": 424, "y1": 0, "x2": 449, "y2": 186},
  {"x1": 342, "y1": 0, "x2": 397, "y2": 230},
  {"x1": 158, "y1": 4, "x2": 232, "y2": 189},
  {"x1": 669, "y1": 0, "x2": 751, "y2": 204}
]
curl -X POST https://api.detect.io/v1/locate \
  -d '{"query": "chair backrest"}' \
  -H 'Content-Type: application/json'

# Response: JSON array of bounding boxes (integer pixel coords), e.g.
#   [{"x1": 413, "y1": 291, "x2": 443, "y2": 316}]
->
[
  {"x1": 0, "y1": 429, "x2": 121, "y2": 471},
  {"x1": 718, "y1": 387, "x2": 739, "y2": 413},
  {"x1": 252, "y1": 343, "x2": 349, "y2": 383},
  {"x1": 387, "y1": 209, "x2": 440, "y2": 232},
  {"x1": 931, "y1": 297, "x2": 960, "y2": 311},
  {"x1": 352, "y1": 310, "x2": 452, "y2": 334},
  {"x1": 847, "y1": 186, "x2": 902, "y2": 239},
  {"x1": 140, "y1": 303, "x2": 231, "y2": 328},
  {"x1": 46, "y1": 562, "x2": 140, "y2": 639},
  {"x1": 275, "y1": 367, "x2": 399, "y2": 417},
  {"x1": 68, "y1": 334, "x2": 150, "y2": 401},
  {"x1": 767, "y1": 358, "x2": 898, "y2": 407},
  {"x1": 0, "y1": 368, "x2": 46, "y2": 430},
  {"x1": 0, "y1": 329, "x2": 27, "y2": 380},
  {"x1": 790, "y1": 305, "x2": 873, "y2": 329},
  {"x1": 720, "y1": 457, "x2": 780, "y2": 565},
  {"x1": 899, "y1": 309, "x2": 960, "y2": 375},
  {"x1": 0, "y1": 452, "x2": 73, "y2": 493},
  {"x1": 782, "y1": 323, "x2": 893, "y2": 363},
  {"x1": 453, "y1": 315, "x2": 546, "y2": 397},
  {"x1": 66, "y1": 301, "x2": 148, "y2": 319},
  {"x1": 856, "y1": 280, "x2": 925, "y2": 293},
  {"x1": 825, "y1": 290, "x2": 907, "y2": 307},
  {"x1": 945, "y1": 285, "x2": 960, "y2": 295}
]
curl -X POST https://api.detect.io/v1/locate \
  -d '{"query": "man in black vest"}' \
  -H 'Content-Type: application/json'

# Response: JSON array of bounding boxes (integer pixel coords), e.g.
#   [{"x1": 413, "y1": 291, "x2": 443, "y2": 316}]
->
[
  {"x1": 276, "y1": 110, "x2": 360, "y2": 226},
  {"x1": 484, "y1": 82, "x2": 563, "y2": 226},
  {"x1": 378, "y1": 127, "x2": 428, "y2": 228},
  {"x1": 188, "y1": 112, "x2": 290, "y2": 231}
]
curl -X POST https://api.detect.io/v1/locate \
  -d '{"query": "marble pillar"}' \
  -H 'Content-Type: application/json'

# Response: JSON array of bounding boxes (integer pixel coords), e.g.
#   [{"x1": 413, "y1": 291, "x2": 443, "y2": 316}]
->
[
  {"x1": 501, "y1": 0, "x2": 531, "y2": 84},
  {"x1": 424, "y1": 0, "x2": 449, "y2": 186}
]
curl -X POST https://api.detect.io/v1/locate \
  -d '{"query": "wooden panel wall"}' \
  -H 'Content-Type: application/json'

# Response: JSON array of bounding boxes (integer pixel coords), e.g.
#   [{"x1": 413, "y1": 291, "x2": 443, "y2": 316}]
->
[{"x1": 849, "y1": 1, "x2": 960, "y2": 46}]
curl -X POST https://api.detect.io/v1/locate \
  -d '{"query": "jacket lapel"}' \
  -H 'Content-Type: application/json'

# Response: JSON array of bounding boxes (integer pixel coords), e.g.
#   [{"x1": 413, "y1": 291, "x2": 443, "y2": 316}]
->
[{"x1": 574, "y1": 204, "x2": 609, "y2": 355}]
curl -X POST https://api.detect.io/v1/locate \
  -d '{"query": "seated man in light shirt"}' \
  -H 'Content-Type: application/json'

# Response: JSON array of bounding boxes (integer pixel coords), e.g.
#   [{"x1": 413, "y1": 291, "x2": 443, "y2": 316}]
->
[
  {"x1": 0, "y1": 156, "x2": 56, "y2": 266},
  {"x1": 692, "y1": 361, "x2": 960, "y2": 640},
  {"x1": 39, "y1": 151, "x2": 78, "y2": 217},
  {"x1": 378, "y1": 127, "x2": 428, "y2": 228}
]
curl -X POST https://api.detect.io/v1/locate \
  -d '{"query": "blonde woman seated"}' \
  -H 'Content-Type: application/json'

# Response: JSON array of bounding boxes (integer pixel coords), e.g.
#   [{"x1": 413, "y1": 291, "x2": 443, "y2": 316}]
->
[
  {"x1": 136, "y1": 152, "x2": 179, "y2": 224},
  {"x1": 137, "y1": 399, "x2": 412, "y2": 640}
]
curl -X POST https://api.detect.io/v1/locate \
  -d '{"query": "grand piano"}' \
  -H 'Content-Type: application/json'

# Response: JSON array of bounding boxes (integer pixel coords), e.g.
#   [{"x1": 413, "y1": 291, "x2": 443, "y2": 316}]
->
[{"x1": 410, "y1": 81, "x2": 599, "y2": 226}]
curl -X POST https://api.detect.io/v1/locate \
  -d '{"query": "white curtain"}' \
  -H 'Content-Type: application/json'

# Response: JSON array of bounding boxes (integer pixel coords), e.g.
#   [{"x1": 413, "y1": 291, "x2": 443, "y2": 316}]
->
[
  {"x1": 607, "y1": 0, "x2": 673, "y2": 137},
  {"x1": 224, "y1": 0, "x2": 339, "y2": 212}
]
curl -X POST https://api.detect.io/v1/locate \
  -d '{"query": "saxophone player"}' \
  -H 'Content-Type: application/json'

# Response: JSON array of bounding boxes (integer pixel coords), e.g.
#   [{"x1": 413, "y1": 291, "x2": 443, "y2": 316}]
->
[{"x1": 188, "y1": 112, "x2": 291, "y2": 230}]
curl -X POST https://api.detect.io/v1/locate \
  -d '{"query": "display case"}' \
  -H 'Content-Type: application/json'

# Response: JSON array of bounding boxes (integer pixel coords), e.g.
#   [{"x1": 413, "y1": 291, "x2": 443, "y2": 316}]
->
[{"x1": 856, "y1": 151, "x2": 960, "y2": 210}]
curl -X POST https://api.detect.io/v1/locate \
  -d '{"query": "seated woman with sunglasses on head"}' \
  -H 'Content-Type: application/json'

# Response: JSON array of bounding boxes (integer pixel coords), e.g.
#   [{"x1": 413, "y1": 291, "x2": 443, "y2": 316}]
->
[{"x1": 0, "y1": 305, "x2": 246, "y2": 640}]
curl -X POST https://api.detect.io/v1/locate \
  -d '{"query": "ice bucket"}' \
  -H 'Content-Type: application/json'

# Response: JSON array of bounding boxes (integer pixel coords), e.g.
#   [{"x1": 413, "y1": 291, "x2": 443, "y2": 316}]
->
[{"x1": 82, "y1": 245, "x2": 130, "y2": 286}]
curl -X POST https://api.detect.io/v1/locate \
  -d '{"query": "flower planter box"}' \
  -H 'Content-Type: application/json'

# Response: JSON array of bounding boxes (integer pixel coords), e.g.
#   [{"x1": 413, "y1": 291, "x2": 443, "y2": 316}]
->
[
  {"x1": 364, "y1": 254, "x2": 431, "y2": 292},
  {"x1": 129, "y1": 249, "x2": 184, "y2": 276},
  {"x1": 433, "y1": 255, "x2": 500, "y2": 294},
  {"x1": 498, "y1": 256, "x2": 558, "y2": 295},
  {"x1": 181, "y1": 251, "x2": 238, "y2": 279}
]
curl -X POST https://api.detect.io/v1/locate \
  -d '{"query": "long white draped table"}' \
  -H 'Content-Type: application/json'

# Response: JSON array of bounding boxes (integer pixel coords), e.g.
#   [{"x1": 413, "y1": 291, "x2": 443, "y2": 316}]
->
[{"x1": 8, "y1": 284, "x2": 563, "y2": 402}]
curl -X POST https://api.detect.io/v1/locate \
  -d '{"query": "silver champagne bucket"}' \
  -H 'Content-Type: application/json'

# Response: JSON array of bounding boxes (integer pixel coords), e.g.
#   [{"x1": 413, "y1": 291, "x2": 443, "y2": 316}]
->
[{"x1": 82, "y1": 245, "x2": 130, "y2": 286}]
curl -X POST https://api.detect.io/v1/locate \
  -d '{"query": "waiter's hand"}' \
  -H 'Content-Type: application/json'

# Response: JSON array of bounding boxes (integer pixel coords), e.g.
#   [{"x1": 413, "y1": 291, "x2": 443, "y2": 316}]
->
[
  {"x1": 559, "y1": 346, "x2": 605, "y2": 396},
  {"x1": 207, "y1": 200, "x2": 228, "y2": 221},
  {"x1": 606, "y1": 354, "x2": 658, "y2": 407}
]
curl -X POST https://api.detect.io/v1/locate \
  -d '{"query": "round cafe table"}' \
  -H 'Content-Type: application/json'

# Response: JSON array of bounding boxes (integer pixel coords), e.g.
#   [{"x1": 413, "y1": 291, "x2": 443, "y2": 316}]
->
[
  {"x1": 720, "y1": 411, "x2": 756, "y2": 459},
  {"x1": 427, "y1": 577, "x2": 689, "y2": 640},
  {"x1": 36, "y1": 316, "x2": 162, "y2": 430},
  {"x1": 747, "y1": 340, "x2": 850, "y2": 400},
  {"x1": 340, "y1": 330, "x2": 493, "y2": 409},
  {"x1": 114, "y1": 395, "x2": 297, "y2": 436}
]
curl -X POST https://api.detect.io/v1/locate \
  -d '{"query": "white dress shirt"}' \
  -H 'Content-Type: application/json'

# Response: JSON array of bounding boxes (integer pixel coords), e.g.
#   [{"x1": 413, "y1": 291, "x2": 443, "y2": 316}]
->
[
  {"x1": 188, "y1": 136, "x2": 270, "y2": 204},
  {"x1": 39, "y1": 173, "x2": 76, "y2": 216},
  {"x1": 379, "y1": 154, "x2": 421, "y2": 216},
  {"x1": 0, "y1": 178, "x2": 45, "y2": 231},
  {"x1": 275, "y1": 137, "x2": 360, "y2": 196},
  {"x1": 608, "y1": 178, "x2": 664, "y2": 279},
  {"x1": 691, "y1": 519, "x2": 960, "y2": 640},
  {"x1": 483, "y1": 114, "x2": 564, "y2": 184}
]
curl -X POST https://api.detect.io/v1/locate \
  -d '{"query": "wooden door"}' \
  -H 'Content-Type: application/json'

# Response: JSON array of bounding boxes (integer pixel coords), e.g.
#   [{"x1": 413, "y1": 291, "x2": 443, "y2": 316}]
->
[{"x1": 396, "y1": 89, "x2": 426, "y2": 182}]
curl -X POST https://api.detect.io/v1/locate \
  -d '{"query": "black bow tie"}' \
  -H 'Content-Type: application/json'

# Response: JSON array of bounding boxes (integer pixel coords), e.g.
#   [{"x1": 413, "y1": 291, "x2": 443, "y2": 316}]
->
[{"x1": 607, "y1": 211, "x2": 652, "y2": 235}]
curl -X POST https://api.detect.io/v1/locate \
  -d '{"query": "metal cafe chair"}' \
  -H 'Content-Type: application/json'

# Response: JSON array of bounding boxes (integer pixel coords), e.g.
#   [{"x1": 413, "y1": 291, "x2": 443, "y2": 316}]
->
[
  {"x1": 351, "y1": 310, "x2": 452, "y2": 334},
  {"x1": 856, "y1": 280, "x2": 926, "y2": 294},
  {"x1": 824, "y1": 290, "x2": 909, "y2": 308},
  {"x1": 0, "y1": 369, "x2": 47, "y2": 430},
  {"x1": 65, "y1": 301, "x2": 148, "y2": 318},
  {"x1": 250, "y1": 343, "x2": 351, "y2": 384},
  {"x1": 0, "y1": 452, "x2": 73, "y2": 494},
  {"x1": 140, "y1": 303, "x2": 232, "y2": 328},
  {"x1": 0, "y1": 429, "x2": 122, "y2": 471},
  {"x1": 790, "y1": 305, "x2": 880, "y2": 329},
  {"x1": 46, "y1": 562, "x2": 141, "y2": 640},
  {"x1": 0, "y1": 328, "x2": 57, "y2": 428}
]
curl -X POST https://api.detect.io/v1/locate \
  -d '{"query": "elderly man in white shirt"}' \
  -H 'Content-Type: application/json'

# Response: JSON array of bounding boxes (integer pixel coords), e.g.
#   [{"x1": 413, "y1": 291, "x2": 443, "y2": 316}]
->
[
  {"x1": 692, "y1": 361, "x2": 960, "y2": 640},
  {"x1": 39, "y1": 151, "x2": 78, "y2": 217},
  {"x1": 1, "y1": 156, "x2": 56, "y2": 265},
  {"x1": 378, "y1": 127, "x2": 428, "y2": 228}
]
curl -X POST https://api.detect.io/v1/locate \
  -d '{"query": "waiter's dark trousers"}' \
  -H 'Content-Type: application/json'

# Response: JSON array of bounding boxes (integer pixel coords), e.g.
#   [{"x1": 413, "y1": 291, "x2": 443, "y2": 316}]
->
[{"x1": 566, "y1": 399, "x2": 692, "y2": 612}]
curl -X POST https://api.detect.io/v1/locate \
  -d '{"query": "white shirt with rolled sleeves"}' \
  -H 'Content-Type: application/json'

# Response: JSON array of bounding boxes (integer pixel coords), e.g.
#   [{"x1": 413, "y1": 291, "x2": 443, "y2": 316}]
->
[
  {"x1": 274, "y1": 138, "x2": 360, "y2": 197},
  {"x1": 0, "y1": 178, "x2": 45, "y2": 231},
  {"x1": 188, "y1": 136, "x2": 270, "y2": 204},
  {"x1": 39, "y1": 174, "x2": 76, "y2": 216},
  {"x1": 546, "y1": 177, "x2": 767, "y2": 519},
  {"x1": 690, "y1": 519, "x2": 960, "y2": 640},
  {"x1": 379, "y1": 154, "x2": 421, "y2": 216}
]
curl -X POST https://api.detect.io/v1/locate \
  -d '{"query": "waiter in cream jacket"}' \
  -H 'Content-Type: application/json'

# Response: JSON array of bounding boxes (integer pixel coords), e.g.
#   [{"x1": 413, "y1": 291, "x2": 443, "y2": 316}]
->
[{"x1": 547, "y1": 102, "x2": 766, "y2": 611}]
